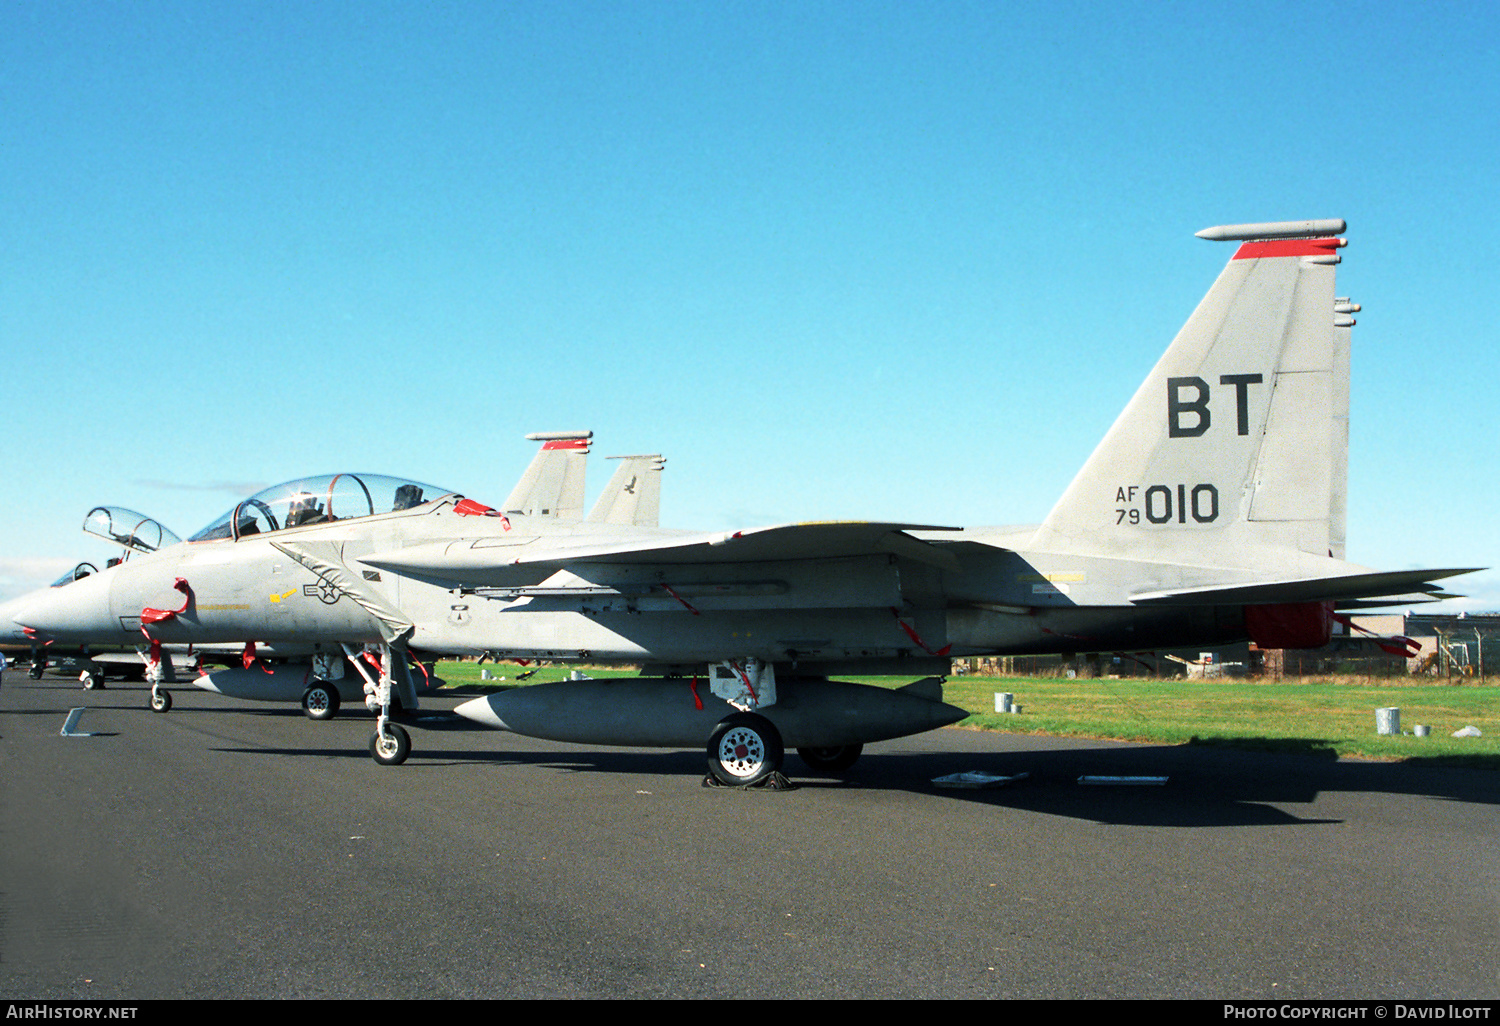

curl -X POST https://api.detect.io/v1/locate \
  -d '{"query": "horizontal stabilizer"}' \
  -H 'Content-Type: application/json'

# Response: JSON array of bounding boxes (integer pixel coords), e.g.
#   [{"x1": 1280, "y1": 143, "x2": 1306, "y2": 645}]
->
[
  {"x1": 1129, "y1": 567, "x2": 1480, "y2": 606},
  {"x1": 1334, "y1": 592, "x2": 1460, "y2": 611}
]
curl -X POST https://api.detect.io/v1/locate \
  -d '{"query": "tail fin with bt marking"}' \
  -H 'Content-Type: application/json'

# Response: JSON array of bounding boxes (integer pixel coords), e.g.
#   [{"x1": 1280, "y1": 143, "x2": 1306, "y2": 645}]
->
[{"x1": 1029, "y1": 219, "x2": 1353, "y2": 569}]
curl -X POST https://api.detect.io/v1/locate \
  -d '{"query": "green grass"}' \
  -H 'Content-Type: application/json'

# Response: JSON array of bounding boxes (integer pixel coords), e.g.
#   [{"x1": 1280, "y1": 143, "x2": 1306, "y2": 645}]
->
[
  {"x1": 433, "y1": 662, "x2": 1500, "y2": 768},
  {"x1": 436, "y1": 661, "x2": 645, "y2": 689},
  {"x1": 944, "y1": 674, "x2": 1500, "y2": 766}
]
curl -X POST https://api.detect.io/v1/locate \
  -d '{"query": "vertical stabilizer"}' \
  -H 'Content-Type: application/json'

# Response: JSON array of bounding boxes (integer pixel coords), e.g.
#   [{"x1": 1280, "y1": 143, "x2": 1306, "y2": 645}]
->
[
  {"x1": 1029, "y1": 220, "x2": 1350, "y2": 568},
  {"x1": 502, "y1": 431, "x2": 592, "y2": 519},
  {"x1": 586, "y1": 455, "x2": 666, "y2": 527}
]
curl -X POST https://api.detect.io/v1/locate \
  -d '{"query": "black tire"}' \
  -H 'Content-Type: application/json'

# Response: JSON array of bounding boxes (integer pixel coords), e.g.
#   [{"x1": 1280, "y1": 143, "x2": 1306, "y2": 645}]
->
[
  {"x1": 29, "y1": 664, "x2": 44, "y2": 680},
  {"x1": 707, "y1": 713, "x2": 784, "y2": 786},
  {"x1": 797, "y1": 744, "x2": 863, "y2": 772},
  {"x1": 301, "y1": 681, "x2": 341, "y2": 721},
  {"x1": 81, "y1": 669, "x2": 107, "y2": 691},
  {"x1": 149, "y1": 689, "x2": 173, "y2": 713},
  {"x1": 369, "y1": 723, "x2": 411, "y2": 766}
]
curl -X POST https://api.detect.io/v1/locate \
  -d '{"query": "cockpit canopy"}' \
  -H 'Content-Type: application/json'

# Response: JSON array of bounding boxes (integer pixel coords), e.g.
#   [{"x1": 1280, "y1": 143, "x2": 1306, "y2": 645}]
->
[
  {"x1": 189, "y1": 473, "x2": 459, "y2": 543},
  {"x1": 83, "y1": 507, "x2": 182, "y2": 555},
  {"x1": 50, "y1": 562, "x2": 100, "y2": 587}
]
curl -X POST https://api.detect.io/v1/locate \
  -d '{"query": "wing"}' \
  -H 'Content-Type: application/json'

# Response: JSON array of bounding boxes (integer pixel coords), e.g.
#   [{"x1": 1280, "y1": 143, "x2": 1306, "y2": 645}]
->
[{"x1": 358, "y1": 521, "x2": 964, "y2": 587}]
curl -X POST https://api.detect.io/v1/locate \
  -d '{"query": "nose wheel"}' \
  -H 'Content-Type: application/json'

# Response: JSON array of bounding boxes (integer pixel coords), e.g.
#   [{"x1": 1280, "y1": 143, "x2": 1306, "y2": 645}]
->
[
  {"x1": 706, "y1": 713, "x2": 784, "y2": 787},
  {"x1": 369, "y1": 723, "x2": 411, "y2": 766},
  {"x1": 149, "y1": 687, "x2": 173, "y2": 713}
]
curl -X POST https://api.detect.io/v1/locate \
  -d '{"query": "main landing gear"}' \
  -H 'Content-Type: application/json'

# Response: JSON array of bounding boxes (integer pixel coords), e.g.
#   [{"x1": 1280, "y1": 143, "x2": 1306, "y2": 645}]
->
[
  {"x1": 703, "y1": 716, "x2": 865, "y2": 785},
  {"x1": 301, "y1": 680, "x2": 341, "y2": 721},
  {"x1": 702, "y1": 659, "x2": 801, "y2": 789},
  {"x1": 706, "y1": 712, "x2": 785, "y2": 787},
  {"x1": 699, "y1": 659, "x2": 868, "y2": 787}
]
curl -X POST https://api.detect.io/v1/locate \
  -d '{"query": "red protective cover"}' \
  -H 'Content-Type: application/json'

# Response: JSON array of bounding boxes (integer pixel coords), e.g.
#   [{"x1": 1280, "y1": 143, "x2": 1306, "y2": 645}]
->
[{"x1": 1244, "y1": 601, "x2": 1334, "y2": 649}]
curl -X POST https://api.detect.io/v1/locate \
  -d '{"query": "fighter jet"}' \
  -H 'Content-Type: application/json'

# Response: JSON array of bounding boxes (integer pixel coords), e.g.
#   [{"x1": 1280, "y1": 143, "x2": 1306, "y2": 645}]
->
[{"x1": 14, "y1": 219, "x2": 1476, "y2": 782}]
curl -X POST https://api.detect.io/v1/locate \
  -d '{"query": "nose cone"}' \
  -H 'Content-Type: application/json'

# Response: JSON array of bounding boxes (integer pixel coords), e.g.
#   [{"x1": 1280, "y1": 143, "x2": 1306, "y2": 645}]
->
[
  {"x1": 0, "y1": 593, "x2": 41, "y2": 644},
  {"x1": 12, "y1": 571, "x2": 118, "y2": 642}
]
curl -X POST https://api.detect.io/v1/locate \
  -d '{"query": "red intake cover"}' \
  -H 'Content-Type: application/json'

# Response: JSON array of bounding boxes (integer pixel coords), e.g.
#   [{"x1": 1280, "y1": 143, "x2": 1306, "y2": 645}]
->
[{"x1": 1244, "y1": 601, "x2": 1334, "y2": 649}]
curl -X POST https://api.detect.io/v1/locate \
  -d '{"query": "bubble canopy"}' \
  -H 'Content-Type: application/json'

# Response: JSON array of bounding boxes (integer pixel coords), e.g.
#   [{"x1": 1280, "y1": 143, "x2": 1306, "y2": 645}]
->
[
  {"x1": 83, "y1": 507, "x2": 182, "y2": 554},
  {"x1": 50, "y1": 562, "x2": 99, "y2": 587},
  {"x1": 189, "y1": 474, "x2": 460, "y2": 542}
]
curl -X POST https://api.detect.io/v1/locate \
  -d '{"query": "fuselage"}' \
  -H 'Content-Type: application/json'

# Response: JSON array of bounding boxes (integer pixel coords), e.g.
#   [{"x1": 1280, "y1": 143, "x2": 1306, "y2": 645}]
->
[{"x1": 13, "y1": 490, "x2": 1321, "y2": 668}]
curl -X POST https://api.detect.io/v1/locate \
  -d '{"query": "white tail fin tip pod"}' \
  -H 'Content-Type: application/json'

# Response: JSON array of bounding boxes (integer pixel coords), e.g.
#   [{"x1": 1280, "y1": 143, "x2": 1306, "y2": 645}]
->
[{"x1": 1194, "y1": 219, "x2": 1346, "y2": 241}]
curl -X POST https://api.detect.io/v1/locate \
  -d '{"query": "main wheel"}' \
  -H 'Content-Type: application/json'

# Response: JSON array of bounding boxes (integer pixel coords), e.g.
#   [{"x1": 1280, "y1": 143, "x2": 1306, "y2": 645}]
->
[
  {"x1": 301, "y1": 681, "x2": 341, "y2": 721},
  {"x1": 81, "y1": 669, "x2": 107, "y2": 691},
  {"x1": 149, "y1": 689, "x2": 173, "y2": 713},
  {"x1": 707, "y1": 713, "x2": 784, "y2": 786},
  {"x1": 29, "y1": 663, "x2": 43, "y2": 680},
  {"x1": 369, "y1": 723, "x2": 411, "y2": 766},
  {"x1": 797, "y1": 744, "x2": 863, "y2": 772}
]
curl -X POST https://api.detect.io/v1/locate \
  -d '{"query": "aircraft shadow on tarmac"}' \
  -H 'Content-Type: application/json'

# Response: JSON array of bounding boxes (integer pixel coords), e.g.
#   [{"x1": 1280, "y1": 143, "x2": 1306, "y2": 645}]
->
[
  {"x1": 22, "y1": 675, "x2": 1496, "y2": 828},
  {"x1": 203, "y1": 724, "x2": 1498, "y2": 830}
]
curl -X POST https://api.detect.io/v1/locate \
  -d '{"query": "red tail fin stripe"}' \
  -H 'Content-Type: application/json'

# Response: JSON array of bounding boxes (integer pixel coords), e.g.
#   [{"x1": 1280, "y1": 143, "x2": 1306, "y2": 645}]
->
[{"x1": 1233, "y1": 238, "x2": 1344, "y2": 260}]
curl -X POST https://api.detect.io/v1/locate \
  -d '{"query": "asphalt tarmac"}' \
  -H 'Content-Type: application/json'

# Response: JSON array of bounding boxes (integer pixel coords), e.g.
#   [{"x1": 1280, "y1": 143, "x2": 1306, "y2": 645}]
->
[{"x1": 1, "y1": 670, "x2": 1496, "y2": 1000}]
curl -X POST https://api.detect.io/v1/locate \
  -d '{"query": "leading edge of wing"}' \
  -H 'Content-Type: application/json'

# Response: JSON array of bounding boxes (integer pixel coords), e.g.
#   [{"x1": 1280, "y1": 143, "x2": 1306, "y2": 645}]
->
[
  {"x1": 359, "y1": 521, "x2": 966, "y2": 582},
  {"x1": 522, "y1": 521, "x2": 965, "y2": 566},
  {"x1": 1129, "y1": 567, "x2": 1483, "y2": 606}
]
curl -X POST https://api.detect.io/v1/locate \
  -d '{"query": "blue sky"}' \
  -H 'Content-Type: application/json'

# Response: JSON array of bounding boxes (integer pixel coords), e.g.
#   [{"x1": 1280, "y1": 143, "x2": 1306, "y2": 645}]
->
[{"x1": 2, "y1": 0, "x2": 1496, "y2": 611}]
